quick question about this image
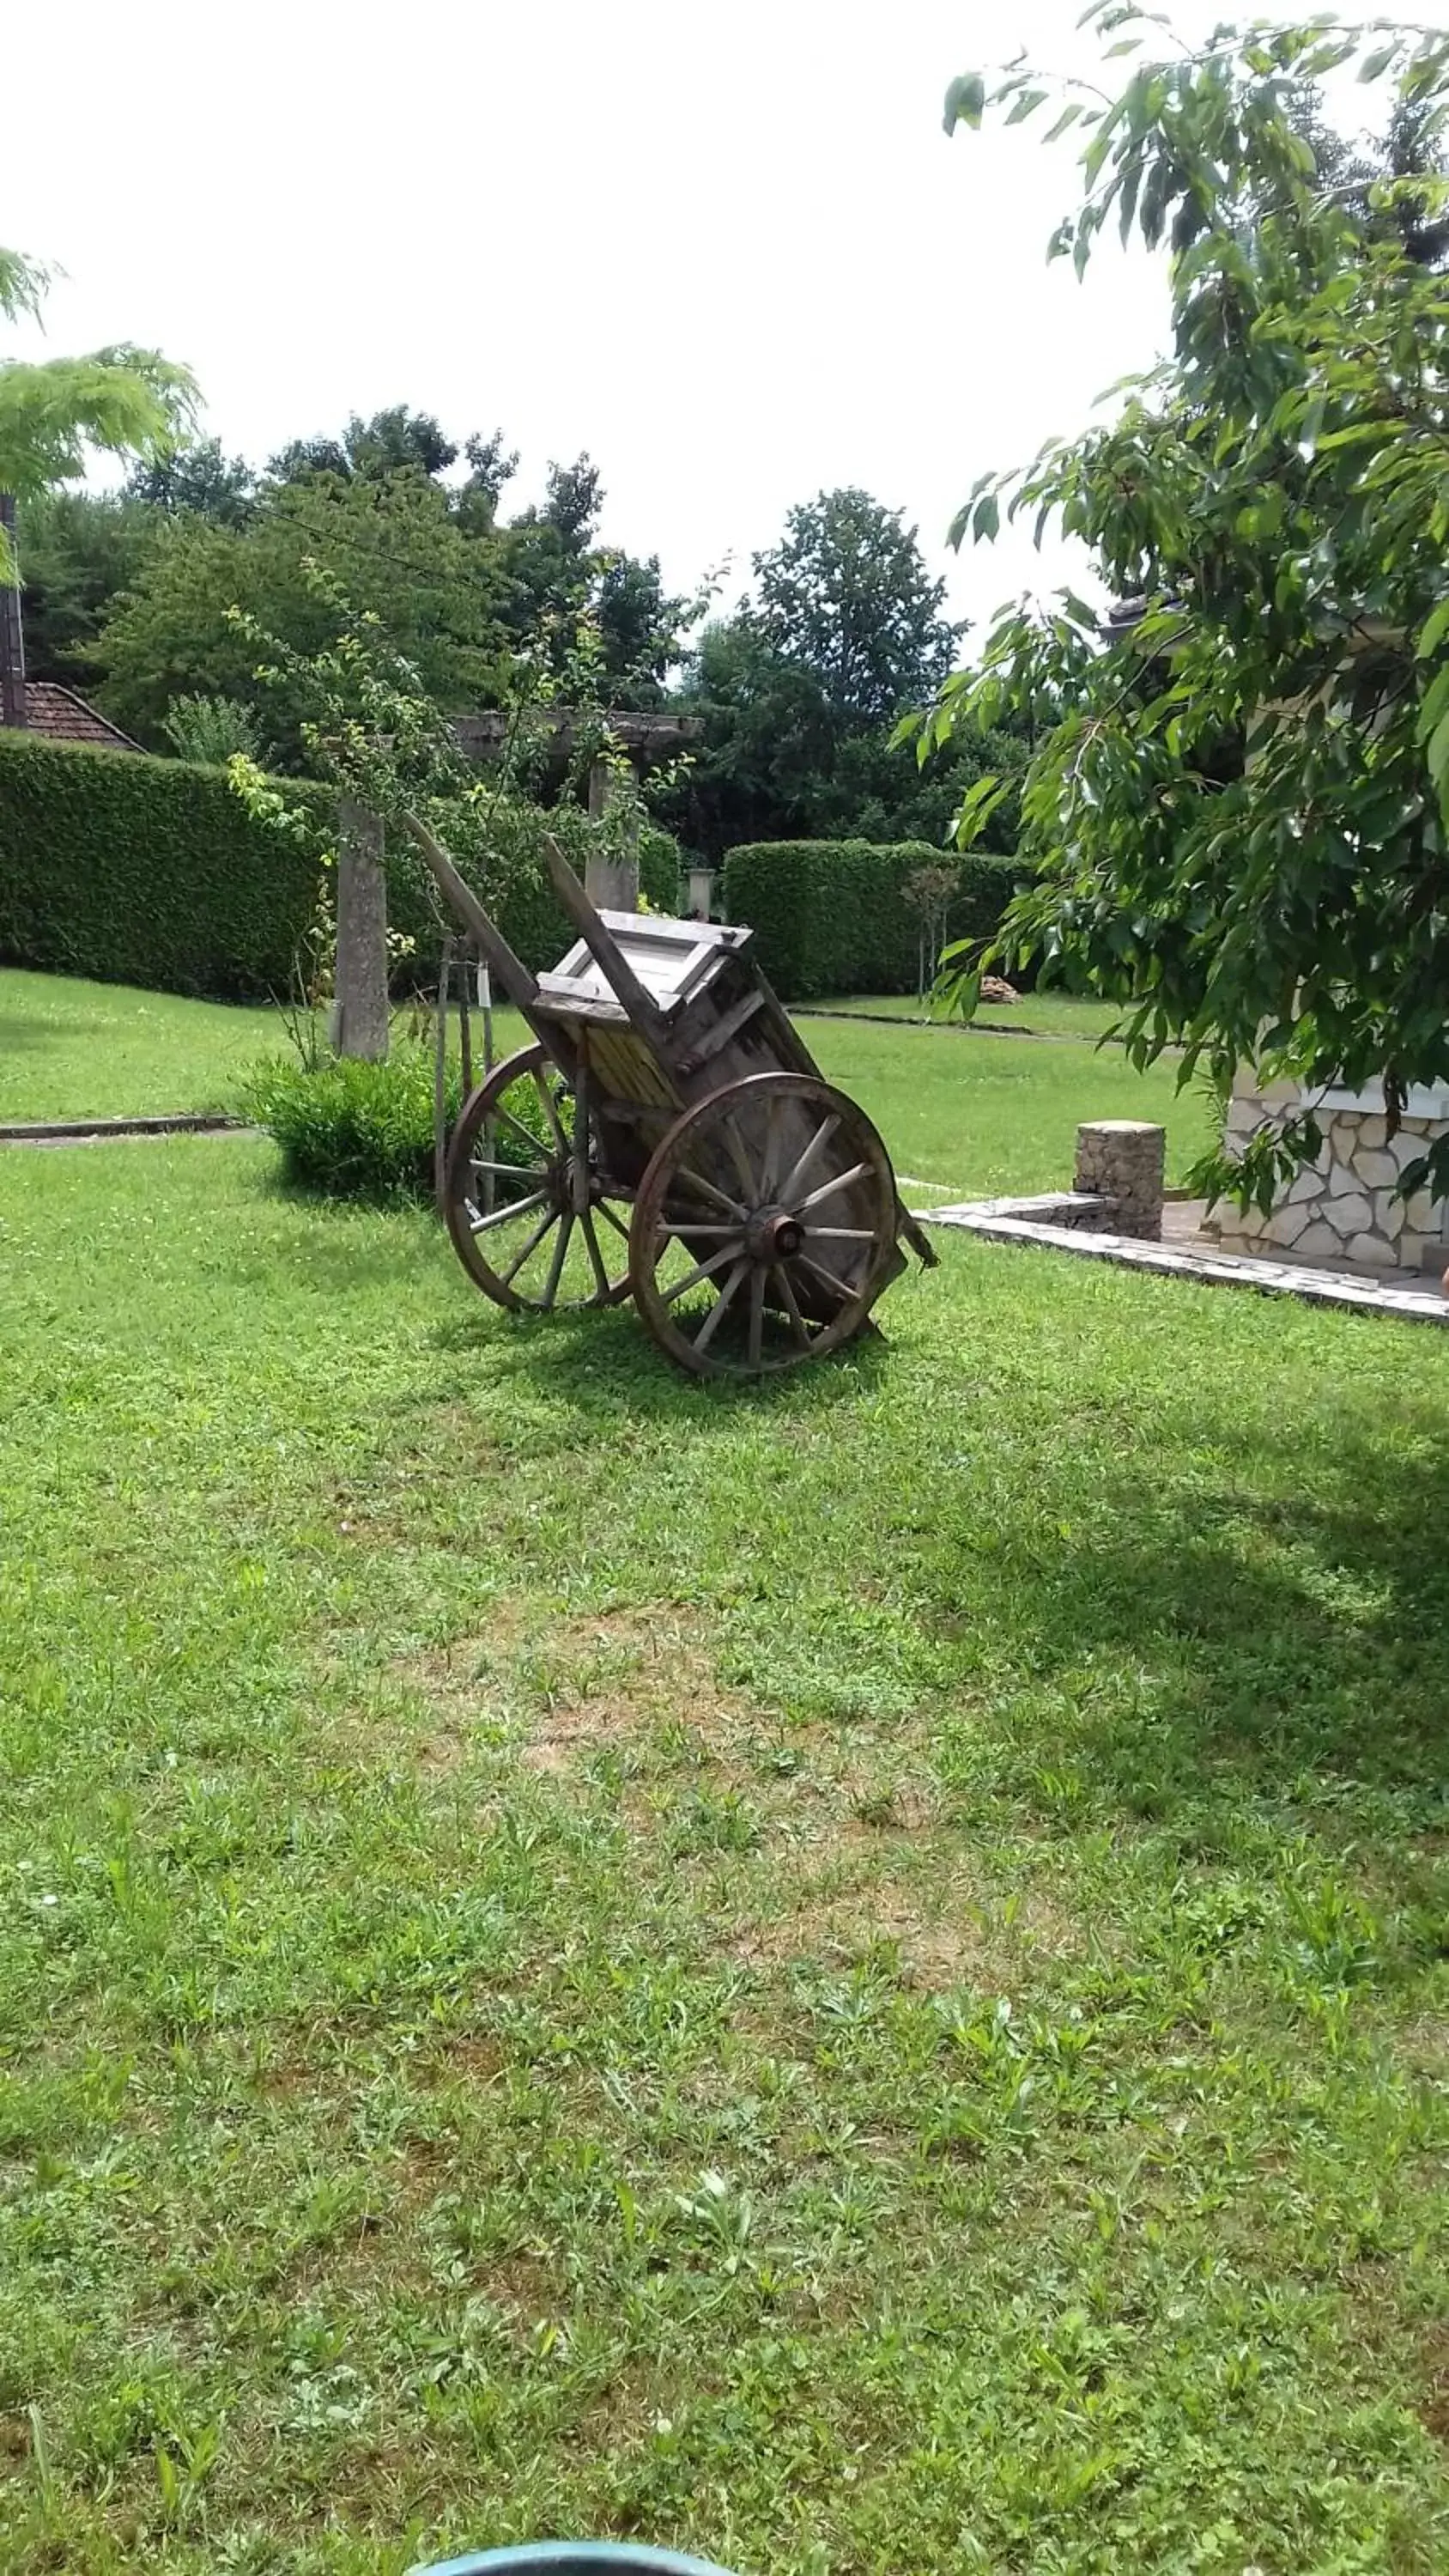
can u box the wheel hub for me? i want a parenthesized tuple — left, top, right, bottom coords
(746, 1206, 803, 1262)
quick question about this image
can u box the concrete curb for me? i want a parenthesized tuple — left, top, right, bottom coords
(0, 1115, 251, 1145)
(918, 1204, 1449, 1327)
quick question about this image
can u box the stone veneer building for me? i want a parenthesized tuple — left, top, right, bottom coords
(1211, 1066, 1449, 1273)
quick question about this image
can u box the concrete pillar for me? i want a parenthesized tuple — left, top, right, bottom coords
(585, 758, 640, 913)
(1075, 1120, 1166, 1240)
(330, 799, 390, 1061)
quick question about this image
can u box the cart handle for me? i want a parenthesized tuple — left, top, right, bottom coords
(541, 836, 675, 1056)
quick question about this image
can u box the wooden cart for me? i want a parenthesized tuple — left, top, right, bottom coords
(408, 818, 937, 1380)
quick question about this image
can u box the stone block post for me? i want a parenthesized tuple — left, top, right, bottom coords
(585, 758, 640, 913)
(1075, 1120, 1166, 1240)
(330, 799, 390, 1061)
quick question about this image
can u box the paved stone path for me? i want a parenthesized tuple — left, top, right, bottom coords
(919, 1201, 1449, 1327)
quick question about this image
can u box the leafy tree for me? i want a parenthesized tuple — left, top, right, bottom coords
(540, 455, 603, 551)
(161, 692, 271, 765)
(95, 468, 508, 755)
(597, 551, 688, 705)
(923, 9, 1449, 1209)
(265, 408, 467, 489)
(125, 435, 255, 525)
(672, 490, 1005, 858)
(265, 433, 351, 484)
(15, 489, 159, 685)
(453, 428, 519, 536)
(753, 488, 958, 726)
(0, 246, 197, 585)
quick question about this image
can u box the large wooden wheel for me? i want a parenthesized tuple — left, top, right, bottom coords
(628, 1072, 899, 1379)
(444, 1044, 632, 1313)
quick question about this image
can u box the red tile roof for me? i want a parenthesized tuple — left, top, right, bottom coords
(6, 681, 142, 752)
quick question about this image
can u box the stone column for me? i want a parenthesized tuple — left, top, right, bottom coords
(1075, 1120, 1166, 1240)
(585, 758, 640, 913)
(330, 799, 390, 1061)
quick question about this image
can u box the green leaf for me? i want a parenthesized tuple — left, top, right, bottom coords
(1046, 102, 1084, 143)
(1418, 665, 1449, 744)
(943, 72, 985, 132)
(1416, 599, 1449, 660)
(1359, 42, 1397, 82)
(955, 774, 1008, 848)
(1005, 87, 1047, 125)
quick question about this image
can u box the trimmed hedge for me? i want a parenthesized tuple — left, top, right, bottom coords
(720, 839, 1022, 1001)
(0, 731, 683, 1002)
(0, 732, 331, 1000)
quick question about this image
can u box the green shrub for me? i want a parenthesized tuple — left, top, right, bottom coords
(719, 839, 1022, 1001)
(0, 730, 685, 1003)
(240, 1045, 561, 1202)
(239, 1051, 452, 1200)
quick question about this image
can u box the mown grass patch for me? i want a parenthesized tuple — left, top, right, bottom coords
(0, 971, 1211, 1204)
(0, 1135, 1444, 2573)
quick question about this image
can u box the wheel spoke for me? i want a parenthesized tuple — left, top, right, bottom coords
(579, 1206, 612, 1298)
(500, 1203, 561, 1286)
(772, 1261, 812, 1349)
(494, 1102, 550, 1157)
(747, 1265, 766, 1370)
(533, 1066, 569, 1155)
(540, 1209, 574, 1308)
(664, 1242, 744, 1305)
(759, 1093, 785, 1204)
(722, 1115, 760, 1204)
(594, 1197, 633, 1243)
(470, 1188, 549, 1236)
(470, 1156, 550, 1182)
(675, 1162, 748, 1222)
(779, 1114, 840, 1208)
(694, 1259, 749, 1352)
(665, 1221, 743, 1240)
(793, 1160, 871, 1217)
(797, 1251, 858, 1303)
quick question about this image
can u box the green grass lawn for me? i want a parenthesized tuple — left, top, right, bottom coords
(809, 991, 1132, 1041)
(0, 970, 1212, 1200)
(0, 970, 294, 1123)
(0, 1134, 1445, 2575)
(801, 1012, 1212, 1195)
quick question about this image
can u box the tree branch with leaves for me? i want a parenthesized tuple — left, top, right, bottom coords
(919, 8, 1449, 1209)
(0, 247, 197, 586)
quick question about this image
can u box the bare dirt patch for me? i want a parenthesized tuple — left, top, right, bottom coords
(1420, 2328, 1449, 2447)
(402, 1598, 761, 1781)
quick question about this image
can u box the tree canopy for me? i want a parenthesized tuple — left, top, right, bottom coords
(671, 489, 1010, 859)
(0, 246, 197, 583)
(922, 7, 1449, 1207)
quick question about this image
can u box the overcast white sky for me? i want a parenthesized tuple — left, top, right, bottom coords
(8, 0, 1438, 640)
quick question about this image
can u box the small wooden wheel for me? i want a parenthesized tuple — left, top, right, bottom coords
(444, 1044, 632, 1313)
(628, 1072, 899, 1378)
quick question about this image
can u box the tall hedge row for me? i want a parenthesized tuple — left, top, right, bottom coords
(720, 839, 1022, 1001)
(0, 732, 682, 1002)
(0, 732, 333, 999)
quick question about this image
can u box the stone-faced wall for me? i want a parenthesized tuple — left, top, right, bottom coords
(1215, 1072, 1449, 1272)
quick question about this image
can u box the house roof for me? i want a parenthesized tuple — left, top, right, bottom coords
(7, 681, 142, 752)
